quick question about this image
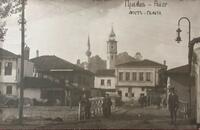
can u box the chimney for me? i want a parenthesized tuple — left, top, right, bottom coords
(36, 50, 39, 57)
(24, 45, 30, 60)
(163, 60, 166, 65)
(77, 59, 81, 65)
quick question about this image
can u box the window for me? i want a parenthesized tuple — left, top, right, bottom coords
(118, 91, 122, 96)
(107, 80, 111, 86)
(146, 72, 151, 81)
(131, 93, 135, 97)
(111, 55, 113, 60)
(125, 72, 130, 81)
(132, 72, 137, 81)
(6, 86, 12, 95)
(0, 62, 1, 75)
(139, 72, 144, 81)
(125, 93, 128, 97)
(142, 88, 145, 91)
(5, 62, 12, 75)
(140, 93, 145, 97)
(101, 79, 105, 86)
(119, 72, 123, 81)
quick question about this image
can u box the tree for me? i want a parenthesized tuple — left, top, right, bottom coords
(0, 0, 22, 42)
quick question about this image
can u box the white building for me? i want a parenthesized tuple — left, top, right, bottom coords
(115, 59, 166, 102)
(193, 47, 200, 125)
(0, 48, 34, 97)
(95, 69, 115, 92)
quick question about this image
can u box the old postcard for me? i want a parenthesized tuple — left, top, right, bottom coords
(0, 0, 200, 129)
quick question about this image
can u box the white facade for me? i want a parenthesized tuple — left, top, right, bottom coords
(0, 57, 34, 96)
(118, 87, 147, 102)
(116, 67, 161, 101)
(0, 59, 19, 83)
(193, 48, 200, 124)
(95, 76, 115, 90)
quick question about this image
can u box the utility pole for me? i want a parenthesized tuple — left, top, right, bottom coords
(19, 0, 25, 124)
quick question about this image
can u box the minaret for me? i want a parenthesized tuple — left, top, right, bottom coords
(85, 35, 92, 70)
(107, 26, 117, 69)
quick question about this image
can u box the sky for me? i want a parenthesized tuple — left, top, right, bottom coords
(1, 0, 200, 69)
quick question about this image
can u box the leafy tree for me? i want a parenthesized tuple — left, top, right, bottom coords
(0, 0, 22, 42)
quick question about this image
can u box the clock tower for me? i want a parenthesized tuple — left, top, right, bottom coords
(107, 26, 117, 69)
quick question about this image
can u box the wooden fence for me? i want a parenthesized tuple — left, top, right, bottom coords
(178, 100, 189, 119)
(78, 97, 104, 120)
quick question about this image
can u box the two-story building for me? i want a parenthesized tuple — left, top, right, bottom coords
(115, 59, 166, 102)
(0, 47, 34, 97)
(30, 55, 94, 106)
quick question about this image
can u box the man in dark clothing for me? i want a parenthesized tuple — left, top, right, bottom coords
(168, 87, 179, 125)
(80, 94, 91, 119)
(138, 94, 144, 107)
(102, 94, 112, 117)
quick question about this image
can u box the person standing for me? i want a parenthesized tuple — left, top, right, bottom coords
(80, 94, 91, 120)
(168, 87, 179, 125)
(102, 94, 112, 117)
(85, 97, 91, 119)
(138, 94, 144, 107)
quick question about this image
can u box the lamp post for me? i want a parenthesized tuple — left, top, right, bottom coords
(176, 17, 192, 117)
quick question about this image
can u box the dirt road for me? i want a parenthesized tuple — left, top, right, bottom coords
(0, 105, 196, 129)
(38, 106, 196, 129)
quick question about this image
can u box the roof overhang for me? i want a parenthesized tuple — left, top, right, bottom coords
(50, 69, 74, 72)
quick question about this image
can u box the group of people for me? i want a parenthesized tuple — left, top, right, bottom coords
(138, 87, 179, 125)
(80, 94, 91, 120)
(80, 93, 112, 120)
(80, 88, 179, 125)
(138, 94, 148, 107)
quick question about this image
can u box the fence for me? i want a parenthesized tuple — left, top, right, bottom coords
(78, 97, 104, 120)
(0, 97, 116, 124)
(178, 100, 189, 119)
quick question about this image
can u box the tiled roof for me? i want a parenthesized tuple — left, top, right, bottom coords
(167, 64, 189, 74)
(96, 69, 115, 77)
(116, 59, 166, 68)
(31, 55, 93, 75)
(0, 48, 19, 59)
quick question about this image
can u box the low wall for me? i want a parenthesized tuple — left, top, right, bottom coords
(0, 106, 78, 122)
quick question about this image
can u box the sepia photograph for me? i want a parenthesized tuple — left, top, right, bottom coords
(0, 0, 200, 129)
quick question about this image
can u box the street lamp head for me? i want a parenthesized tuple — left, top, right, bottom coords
(176, 36, 182, 43)
(176, 28, 182, 43)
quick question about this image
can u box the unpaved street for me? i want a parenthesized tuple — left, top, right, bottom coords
(0, 105, 196, 129)
(37, 105, 196, 129)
